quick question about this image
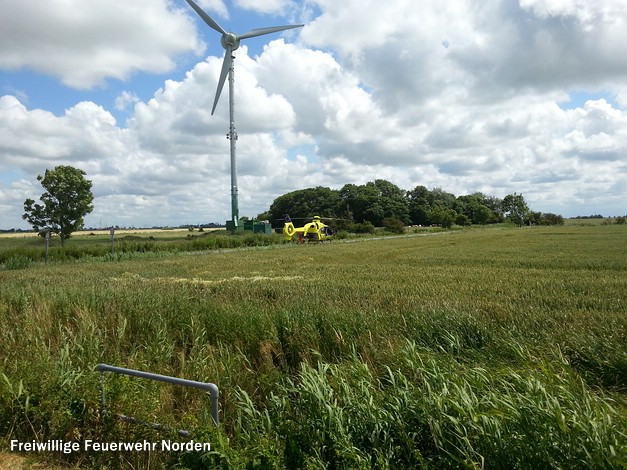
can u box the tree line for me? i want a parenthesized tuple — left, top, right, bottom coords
(21, 167, 564, 244)
(258, 179, 564, 229)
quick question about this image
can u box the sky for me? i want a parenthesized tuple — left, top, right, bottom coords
(1, 0, 626, 230)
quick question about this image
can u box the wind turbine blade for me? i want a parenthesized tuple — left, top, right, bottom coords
(238, 24, 304, 40)
(184, 0, 226, 35)
(212, 47, 232, 115)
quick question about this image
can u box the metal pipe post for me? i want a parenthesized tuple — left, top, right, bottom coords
(96, 363, 219, 425)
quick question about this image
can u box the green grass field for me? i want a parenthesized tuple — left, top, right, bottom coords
(1, 224, 626, 469)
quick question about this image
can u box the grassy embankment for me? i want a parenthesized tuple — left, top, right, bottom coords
(0, 224, 626, 468)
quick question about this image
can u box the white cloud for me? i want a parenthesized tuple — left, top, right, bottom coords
(196, 0, 229, 19)
(0, 0, 204, 89)
(235, 0, 292, 15)
(114, 91, 141, 112)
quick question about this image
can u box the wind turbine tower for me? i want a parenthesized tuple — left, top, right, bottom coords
(184, 0, 303, 229)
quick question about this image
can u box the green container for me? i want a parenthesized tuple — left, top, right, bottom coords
(253, 222, 272, 235)
(226, 220, 244, 232)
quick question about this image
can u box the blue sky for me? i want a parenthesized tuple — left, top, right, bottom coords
(560, 90, 618, 110)
(1, 0, 626, 230)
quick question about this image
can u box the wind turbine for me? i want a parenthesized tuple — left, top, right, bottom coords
(184, 0, 303, 229)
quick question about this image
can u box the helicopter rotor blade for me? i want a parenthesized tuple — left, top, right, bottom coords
(184, 0, 226, 35)
(238, 24, 303, 40)
(211, 46, 233, 115)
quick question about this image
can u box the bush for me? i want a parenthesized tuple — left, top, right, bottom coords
(539, 213, 565, 226)
(383, 217, 406, 234)
(350, 221, 376, 234)
(455, 214, 471, 226)
(429, 207, 457, 228)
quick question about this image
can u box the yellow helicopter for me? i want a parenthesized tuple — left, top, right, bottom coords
(282, 215, 335, 242)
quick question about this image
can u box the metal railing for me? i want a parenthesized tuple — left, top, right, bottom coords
(96, 363, 219, 427)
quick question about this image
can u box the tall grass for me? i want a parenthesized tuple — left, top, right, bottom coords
(0, 230, 287, 266)
(0, 225, 625, 468)
(234, 343, 625, 468)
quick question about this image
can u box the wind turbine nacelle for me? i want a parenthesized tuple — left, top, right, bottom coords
(221, 33, 240, 51)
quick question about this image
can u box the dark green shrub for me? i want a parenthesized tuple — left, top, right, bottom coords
(383, 217, 406, 234)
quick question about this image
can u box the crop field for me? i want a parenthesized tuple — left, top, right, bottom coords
(0, 224, 626, 469)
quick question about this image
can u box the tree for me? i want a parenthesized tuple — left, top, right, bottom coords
(455, 194, 494, 225)
(502, 193, 530, 227)
(341, 180, 410, 226)
(429, 206, 456, 228)
(407, 185, 432, 225)
(480, 194, 504, 221)
(23, 166, 94, 246)
(430, 187, 456, 210)
(340, 183, 381, 224)
(266, 187, 342, 224)
(370, 179, 411, 225)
